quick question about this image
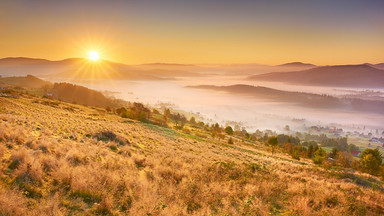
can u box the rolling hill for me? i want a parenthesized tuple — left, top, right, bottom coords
(249, 64, 384, 88)
(0, 75, 51, 88)
(0, 75, 121, 107)
(188, 84, 384, 114)
(51, 82, 114, 107)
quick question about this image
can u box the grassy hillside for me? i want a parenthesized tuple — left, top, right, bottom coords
(0, 95, 384, 215)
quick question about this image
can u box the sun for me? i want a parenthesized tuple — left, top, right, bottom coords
(88, 51, 100, 61)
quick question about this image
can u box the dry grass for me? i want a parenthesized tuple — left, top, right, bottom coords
(0, 96, 384, 215)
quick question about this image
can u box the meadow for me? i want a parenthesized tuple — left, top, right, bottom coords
(0, 94, 384, 215)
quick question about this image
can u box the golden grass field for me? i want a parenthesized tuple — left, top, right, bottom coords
(0, 95, 384, 215)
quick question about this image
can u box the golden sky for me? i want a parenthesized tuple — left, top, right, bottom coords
(1, 0, 383, 65)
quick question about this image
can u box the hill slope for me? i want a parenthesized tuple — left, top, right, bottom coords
(249, 64, 384, 87)
(0, 75, 119, 108)
(51, 82, 113, 107)
(0, 75, 51, 88)
(0, 95, 383, 215)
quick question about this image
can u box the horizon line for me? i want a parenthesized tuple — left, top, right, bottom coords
(0, 56, 383, 67)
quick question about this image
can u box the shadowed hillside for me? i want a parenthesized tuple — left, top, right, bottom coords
(189, 84, 384, 114)
(0, 75, 120, 108)
(52, 83, 113, 107)
(249, 64, 384, 87)
(0, 75, 51, 88)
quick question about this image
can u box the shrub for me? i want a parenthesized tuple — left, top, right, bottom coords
(93, 197, 113, 215)
(14, 161, 43, 185)
(94, 131, 129, 145)
(182, 128, 191, 134)
(0, 188, 27, 215)
(0, 145, 7, 159)
(8, 148, 30, 170)
(71, 189, 102, 205)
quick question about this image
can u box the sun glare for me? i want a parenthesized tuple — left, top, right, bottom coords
(88, 51, 99, 61)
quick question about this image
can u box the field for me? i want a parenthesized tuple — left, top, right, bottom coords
(348, 136, 384, 155)
(0, 95, 384, 215)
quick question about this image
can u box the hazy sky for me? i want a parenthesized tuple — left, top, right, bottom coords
(1, 0, 383, 65)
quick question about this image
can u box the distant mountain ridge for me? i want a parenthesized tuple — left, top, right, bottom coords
(372, 63, 384, 70)
(249, 64, 384, 88)
(0, 57, 202, 80)
(277, 62, 316, 67)
(1, 57, 383, 83)
(0, 57, 50, 65)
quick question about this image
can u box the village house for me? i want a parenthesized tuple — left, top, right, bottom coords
(351, 150, 361, 157)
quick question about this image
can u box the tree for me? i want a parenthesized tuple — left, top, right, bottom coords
(348, 144, 359, 152)
(116, 107, 128, 118)
(308, 145, 314, 158)
(336, 152, 353, 168)
(224, 126, 234, 135)
(266, 136, 278, 155)
(189, 117, 196, 124)
(163, 108, 171, 122)
(42, 84, 51, 94)
(329, 147, 338, 159)
(313, 148, 326, 165)
(283, 142, 293, 154)
(291, 146, 301, 160)
(228, 137, 234, 144)
(360, 148, 382, 175)
(152, 109, 160, 114)
(234, 124, 241, 132)
(284, 125, 290, 131)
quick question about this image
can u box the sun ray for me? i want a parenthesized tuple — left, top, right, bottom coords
(88, 51, 99, 61)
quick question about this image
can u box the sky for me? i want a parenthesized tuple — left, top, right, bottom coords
(1, 0, 383, 65)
